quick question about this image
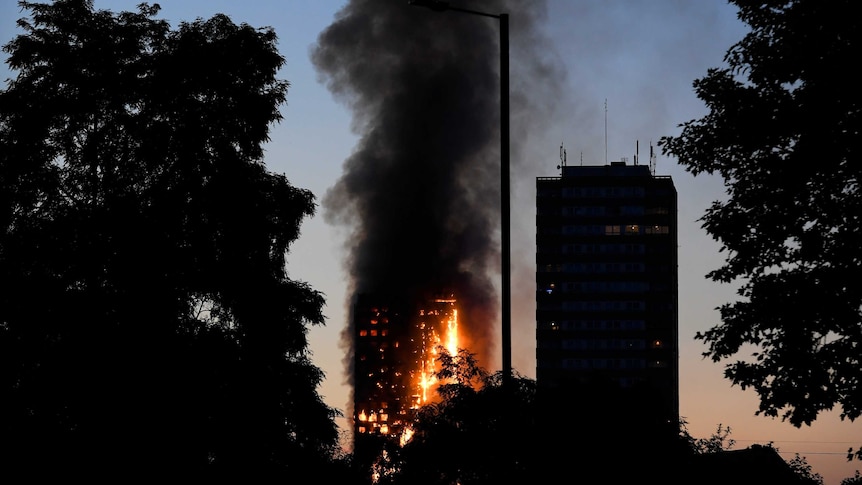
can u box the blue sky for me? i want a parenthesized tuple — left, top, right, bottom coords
(1, 1, 859, 482)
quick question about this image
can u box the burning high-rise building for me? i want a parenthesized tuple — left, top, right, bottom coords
(352, 292, 461, 442)
(310, 0, 567, 453)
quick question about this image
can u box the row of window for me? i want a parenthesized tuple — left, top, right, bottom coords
(539, 243, 672, 255)
(555, 358, 668, 369)
(547, 243, 646, 254)
(542, 281, 651, 294)
(539, 224, 670, 236)
(560, 338, 649, 350)
(358, 329, 390, 337)
(540, 319, 647, 331)
(539, 262, 646, 273)
(538, 301, 675, 312)
(542, 205, 670, 216)
(542, 300, 647, 311)
(537, 186, 647, 198)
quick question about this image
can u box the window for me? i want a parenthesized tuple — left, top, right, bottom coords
(645, 225, 669, 234)
(624, 224, 639, 235)
(605, 225, 621, 235)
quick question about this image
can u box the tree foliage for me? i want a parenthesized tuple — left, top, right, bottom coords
(786, 453, 824, 485)
(371, 348, 537, 485)
(0, 0, 339, 478)
(680, 419, 737, 455)
(659, 0, 862, 429)
(841, 471, 862, 485)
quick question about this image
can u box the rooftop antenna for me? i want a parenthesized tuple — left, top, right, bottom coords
(557, 142, 566, 174)
(604, 99, 608, 165)
(580, 151, 583, 166)
(635, 140, 639, 165)
(649, 141, 657, 175)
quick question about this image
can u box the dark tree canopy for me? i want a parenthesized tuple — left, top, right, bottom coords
(369, 349, 692, 485)
(372, 349, 539, 485)
(0, 0, 339, 478)
(659, 0, 862, 429)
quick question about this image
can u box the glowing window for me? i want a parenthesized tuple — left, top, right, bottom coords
(359, 330, 368, 337)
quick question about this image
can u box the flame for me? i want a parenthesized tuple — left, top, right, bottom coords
(446, 309, 458, 356)
(400, 427, 414, 447)
(414, 298, 459, 407)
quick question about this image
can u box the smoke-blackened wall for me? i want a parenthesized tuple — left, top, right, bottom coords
(311, 0, 566, 422)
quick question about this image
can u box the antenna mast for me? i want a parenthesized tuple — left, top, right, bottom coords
(649, 141, 656, 175)
(604, 99, 608, 165)
(557, 142, 566, 174)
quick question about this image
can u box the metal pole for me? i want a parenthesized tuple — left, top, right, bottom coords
(500, 13, 511, 391)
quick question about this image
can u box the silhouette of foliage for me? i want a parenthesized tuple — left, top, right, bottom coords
(785, 453, 824, 485)
(0, 0, 339, 478)
(680, 418, 736, 454)
(373, 348, 536, 485)
(841, 471, 862, 485)
(659, 0, 862, 432)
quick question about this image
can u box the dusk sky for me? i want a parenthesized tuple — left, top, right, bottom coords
(2, 1, 859, 483)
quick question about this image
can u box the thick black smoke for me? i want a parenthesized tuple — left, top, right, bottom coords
(311, 0, 565, 407)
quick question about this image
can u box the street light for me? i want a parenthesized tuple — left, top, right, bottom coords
(408, 0, 511, 390)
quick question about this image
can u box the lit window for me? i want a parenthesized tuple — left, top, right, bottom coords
(359, 330, 368, 337)
(624, 224, 639, 235)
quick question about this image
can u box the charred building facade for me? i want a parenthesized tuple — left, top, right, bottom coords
(352, 292, 459, 441)
(535, 158, 679, 433)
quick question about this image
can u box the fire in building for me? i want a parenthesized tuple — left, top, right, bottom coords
(535, 146, 679, 436)
(353, 291, 461, 441)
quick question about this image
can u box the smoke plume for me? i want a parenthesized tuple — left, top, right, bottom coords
(311, 0, 566, 409)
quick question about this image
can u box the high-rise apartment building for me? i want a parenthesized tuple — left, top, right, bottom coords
(352, 291, 459, 442)
(535, 158, 678, 431)
(352, 293, 413, 440)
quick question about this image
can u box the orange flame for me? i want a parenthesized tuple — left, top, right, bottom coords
(414, 299, 459, 407)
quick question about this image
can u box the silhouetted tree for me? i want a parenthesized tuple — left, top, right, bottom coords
(787, 453, 824, 485)
(0, 0, 339, 479)
(841, 471, 862, 485)
(659, 0, 862, 437)
(679, 419, 737, 455)
(375, 348, 537, 485)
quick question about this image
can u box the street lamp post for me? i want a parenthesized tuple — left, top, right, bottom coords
(408, 0, 511, 391)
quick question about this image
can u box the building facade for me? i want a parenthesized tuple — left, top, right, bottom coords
(352, 291, 459, 442)
(535, 160, 679, 431)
